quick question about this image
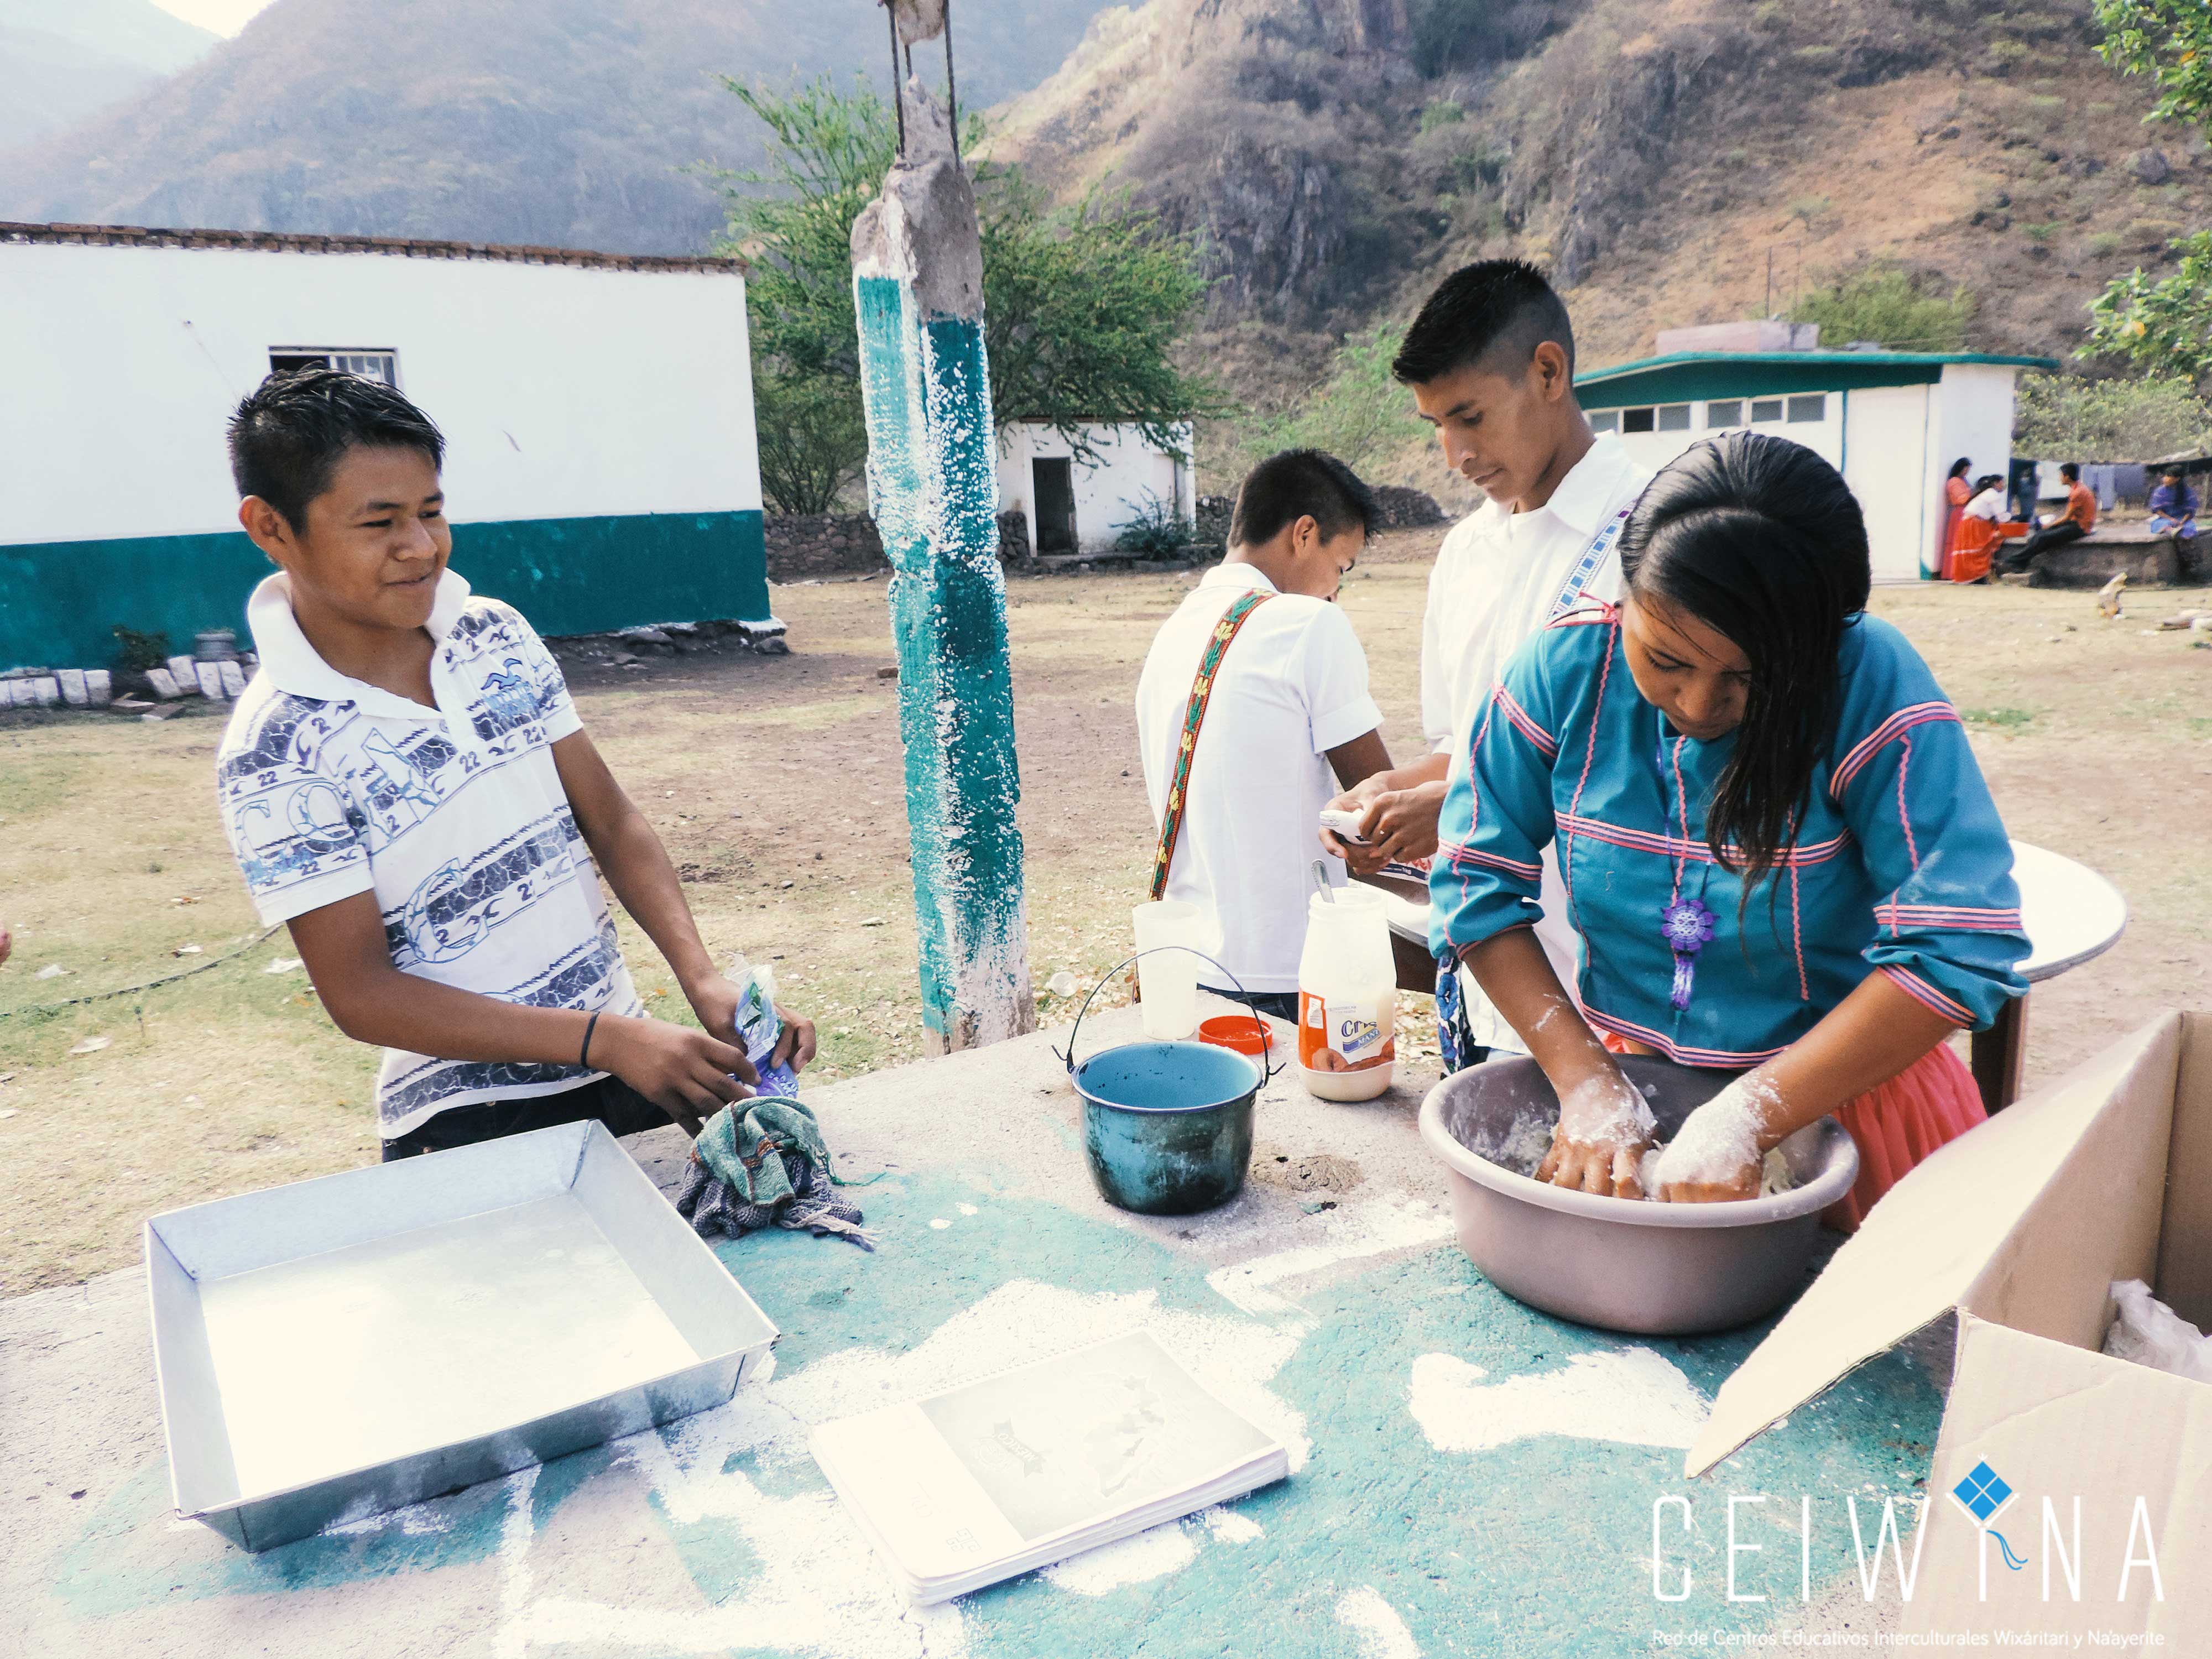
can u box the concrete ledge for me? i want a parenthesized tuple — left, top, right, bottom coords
(2026, 533, 2186, 589)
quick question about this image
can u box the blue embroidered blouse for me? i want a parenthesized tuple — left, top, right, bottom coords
(1428, 605, 2029, 1068)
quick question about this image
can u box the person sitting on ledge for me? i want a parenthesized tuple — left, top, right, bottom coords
(213, 368, 814, 1161)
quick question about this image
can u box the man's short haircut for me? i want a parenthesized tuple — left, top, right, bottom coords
(2059, 462, 2080, 481)
(228, 368, 446, 530)
(1391, 259, 1575, 385)
(1228, 449, 1378, 549)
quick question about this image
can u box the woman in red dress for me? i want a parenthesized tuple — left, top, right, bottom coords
(1937, 457, 1973, 580)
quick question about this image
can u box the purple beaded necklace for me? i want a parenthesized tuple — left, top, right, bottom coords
(1656, 733, 1715, 1011)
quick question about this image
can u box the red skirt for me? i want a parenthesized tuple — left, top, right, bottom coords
(1598, 1035, 1986, 1231)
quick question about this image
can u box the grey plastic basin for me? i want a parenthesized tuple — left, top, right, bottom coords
(1418, 1054, 1859, 1335)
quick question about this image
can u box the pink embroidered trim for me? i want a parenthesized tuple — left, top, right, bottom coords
(1829, 702, 1959, 799)
(1559, 617, 1617, 929)
(1582, 1003, 1793, 1068)
(1874, 902, 2023, 932)
(1880, 964, 1973, 1025)
(1790, 862, 1808, 1001)
(1437, 841, 1543, 881)
(1554, 813, 1854, 868)
(1896, 733, 1919, 870)
(1492, 685, 1559, 759)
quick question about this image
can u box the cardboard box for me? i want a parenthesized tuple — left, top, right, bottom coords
(1687, 1012, 2211, 1640)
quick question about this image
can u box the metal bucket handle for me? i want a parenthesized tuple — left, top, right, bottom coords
(1056, 947, 1280, 1086)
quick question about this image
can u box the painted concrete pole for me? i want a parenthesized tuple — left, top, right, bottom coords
(851, 72, 1035, 1054)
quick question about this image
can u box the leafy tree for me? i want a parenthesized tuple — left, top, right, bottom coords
(2094, 0, 2212, 128)
(1229, 325, 1430, 476)
(2012, 371, 2212, 460)
(2085, 2, 2212, 383)
(1786, 267, 1974, 352)
(709, 78, 1227, 514)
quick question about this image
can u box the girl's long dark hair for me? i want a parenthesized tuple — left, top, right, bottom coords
(1618, 431, 1871, 891)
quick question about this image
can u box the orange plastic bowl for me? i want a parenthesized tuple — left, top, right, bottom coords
(1198, 1013, 1274, 1057)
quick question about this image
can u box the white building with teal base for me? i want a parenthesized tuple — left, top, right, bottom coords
(1575, 338, 2055, 581)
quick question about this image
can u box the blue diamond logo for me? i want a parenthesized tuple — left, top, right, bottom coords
(1951, 1460, 2013, 1522)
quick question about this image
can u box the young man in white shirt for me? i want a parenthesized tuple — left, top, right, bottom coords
(214, 369, 815, 1159)
(1135, 450, 1392, 1018)
(1320, 260, 1652, 1063)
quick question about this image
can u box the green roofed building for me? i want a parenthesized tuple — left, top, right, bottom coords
(1574, 323, 2057, 581)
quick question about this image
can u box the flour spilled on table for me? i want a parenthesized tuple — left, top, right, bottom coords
(1409, 1348, 1710, 1453)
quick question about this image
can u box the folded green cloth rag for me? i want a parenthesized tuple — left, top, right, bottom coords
(676, 1097, 873, 1249)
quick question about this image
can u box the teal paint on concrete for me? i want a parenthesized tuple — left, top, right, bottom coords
(852, 251, 1032, 1051)
(51, 1439, 611, 1616)
(0, 510, 769, 673)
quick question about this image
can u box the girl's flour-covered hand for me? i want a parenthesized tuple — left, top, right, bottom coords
(1650, 1074, 1777, 1202)
(1537, 1064, 1659, 1199)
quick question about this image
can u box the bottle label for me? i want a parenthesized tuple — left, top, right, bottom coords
(1298, 991, 1395, 1071)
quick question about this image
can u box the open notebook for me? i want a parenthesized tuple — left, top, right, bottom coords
(810, 1330, 1288, 1605)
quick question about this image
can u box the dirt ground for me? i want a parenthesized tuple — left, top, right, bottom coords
(3, 534, 2208, 1293)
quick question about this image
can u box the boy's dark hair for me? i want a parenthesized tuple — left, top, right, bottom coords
(228, 368, 446, 530)
(2059, 462, 2080, 481)
(1391, 259, 1575, 386)
(1620, 431, 1870, 896)
(1228, 448, 1378, 548)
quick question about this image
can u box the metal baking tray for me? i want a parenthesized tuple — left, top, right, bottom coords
(145, 1119, 778, 1552)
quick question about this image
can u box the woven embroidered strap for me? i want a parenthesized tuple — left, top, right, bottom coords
(1548, 505, 1634, 621)
(1150, 591, 1274, 901)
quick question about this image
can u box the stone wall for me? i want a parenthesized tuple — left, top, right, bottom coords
(764, 510, 1036, 581)
(763, 514, 885, 581)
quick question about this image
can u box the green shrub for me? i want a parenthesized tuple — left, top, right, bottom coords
(2013, 371, 2212, 460)
(1790, 266, 1974, 351)
(1419, 98, 1465, 133)
(1113, 491, 1196, 560)
(2086, 231, 2123, 256)
(111, 627, 171, 672)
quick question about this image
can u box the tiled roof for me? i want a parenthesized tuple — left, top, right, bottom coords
(0, 220, 744, 274)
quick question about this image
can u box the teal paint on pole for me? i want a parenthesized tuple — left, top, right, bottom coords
(851, 75, 1034, 1053)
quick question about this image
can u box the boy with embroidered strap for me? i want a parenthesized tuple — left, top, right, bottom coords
(1319, 259, 1652, 1066)
(1134, 450, 1391, 1020)
(214, 369, 816, 1160)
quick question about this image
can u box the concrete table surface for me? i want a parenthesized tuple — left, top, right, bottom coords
(3, 1000, 1940, 1658)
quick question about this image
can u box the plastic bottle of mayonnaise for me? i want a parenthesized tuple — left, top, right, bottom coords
(1296, 886, 1397, 1102)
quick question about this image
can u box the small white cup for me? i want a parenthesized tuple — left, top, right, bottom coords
(1131, 900, 1202, 1040)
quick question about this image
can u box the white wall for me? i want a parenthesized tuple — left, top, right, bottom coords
(1844, 383, 1935, 583)
(995, 421, 1192, 555)
(0, 242, 760, 545)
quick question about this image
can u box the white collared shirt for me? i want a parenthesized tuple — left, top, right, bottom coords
(1420, 435, 1653, 1052)
(1135, 562, 1384, 992)
(215, 570, 643, 1138)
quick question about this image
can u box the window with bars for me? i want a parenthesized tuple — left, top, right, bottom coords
(1707, 400, 1743, 427)
(1750, 398, 1785, 424)
(268, 349, 400, 387)
(1657, 404, 1692, 431)
(1787, 394, 1828, 424)
(1621, 406, 1656, 434)
(1590, 410, 1619, 433)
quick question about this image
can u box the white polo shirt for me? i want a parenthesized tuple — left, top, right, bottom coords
(215, 570, 644, 1138)
(1135, 564, 1384, 993)
(1420, 435, 1652, 1051)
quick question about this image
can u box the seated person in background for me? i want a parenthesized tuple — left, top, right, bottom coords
(2148, 467, 2200, 541)
(1946, 473, 2008, 583)
(1998, 462, 2096, 573)
(215, 369, 814, 1161)
(1134, 450, 1390, 1022)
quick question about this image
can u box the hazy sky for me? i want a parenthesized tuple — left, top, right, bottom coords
(150, 0, 278, 35)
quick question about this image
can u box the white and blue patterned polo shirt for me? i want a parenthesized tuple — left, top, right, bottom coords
(216, 570, 644, 1139)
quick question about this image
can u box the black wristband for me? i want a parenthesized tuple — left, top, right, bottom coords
(580, 1010, 602, 1070)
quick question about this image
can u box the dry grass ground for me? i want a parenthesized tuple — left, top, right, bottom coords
(3, 536, 2208, 1292)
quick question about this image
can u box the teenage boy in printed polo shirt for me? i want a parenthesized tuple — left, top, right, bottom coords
(1319, 260, 1652, 1063)
(215, 369, 815, 1159)
(1135, 450, 1392, 1019)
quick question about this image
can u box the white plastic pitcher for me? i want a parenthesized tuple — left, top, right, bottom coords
(1131, 900, 1202, 1039)
(1296, 884, 1397, 1102)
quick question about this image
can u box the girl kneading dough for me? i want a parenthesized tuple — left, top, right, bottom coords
(1429, 431, 2029, 1228)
